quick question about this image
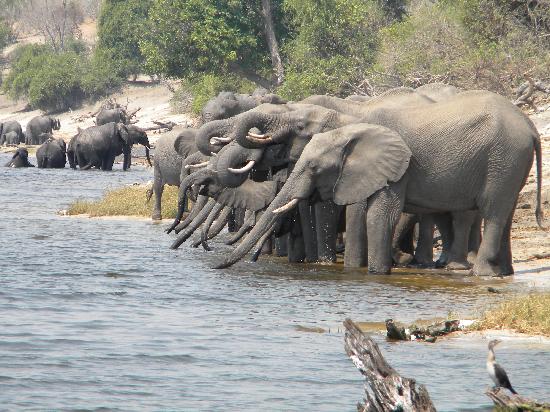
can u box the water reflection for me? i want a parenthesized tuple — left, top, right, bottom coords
(0, 153, 548, 411)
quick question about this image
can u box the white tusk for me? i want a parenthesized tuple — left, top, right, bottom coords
(210, 136, 232, 145)
(185, 161, 209, 170)
(228, 160, 255, 174)
(248, 131, 266, 138)
(273, 198, 299, 214)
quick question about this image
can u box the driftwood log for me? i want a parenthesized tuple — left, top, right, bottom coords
(385, 319, 472, 342)
(486, 388, 550, 411)
(343, 318, 436, 412)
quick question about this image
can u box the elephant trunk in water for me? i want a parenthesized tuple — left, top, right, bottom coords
(213, 184, 295, 269)
(176, 194, 209, 232)
(170, 198, 217, 249)
(166, 168, 215, 234)
(198, 204, 230, 251)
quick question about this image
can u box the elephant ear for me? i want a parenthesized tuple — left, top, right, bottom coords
(213, 180, 278, 211)
(333, 124, 411, 205)
(117, 123, 130, 145)
(174, 130, 198, 157)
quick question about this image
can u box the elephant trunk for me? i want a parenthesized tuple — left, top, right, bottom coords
(196, 119, 234, 156)
(170, 199, 217, 249)
(213, 185, 293, 269)
(145, 145, 152, 167)
(198, 202, 226, 251)
(215, 144, 263, 188)
(166, 168, 215, 234)
(233, 111, 278, 149)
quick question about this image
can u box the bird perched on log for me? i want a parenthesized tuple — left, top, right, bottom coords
(487, 339, 517, 394)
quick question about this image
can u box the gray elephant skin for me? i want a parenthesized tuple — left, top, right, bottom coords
(36, 137, 67, 168)
(0, 120, 25, 145)
(96, 108, 129, 126)
(70, 122, 150, 171)
(146, 127, 198, 220)
(211, 91, 543, 277)
(201, 89, 287, 124)
(1, 131, 20, 146)
(5, 148, 34, 168)
(25, 116, 60, 145)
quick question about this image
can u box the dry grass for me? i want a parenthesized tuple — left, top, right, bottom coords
(472, 293, 550, 336)
(67, 185, 179, 218)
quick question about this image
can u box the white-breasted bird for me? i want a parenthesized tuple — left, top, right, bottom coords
(486, 339, 517, 394)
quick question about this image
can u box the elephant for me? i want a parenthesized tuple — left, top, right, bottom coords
(36, 137, 67, 168)
(1, 131, 20, 146)
(67, 128, 81, 169)
(71, 122, 151, 171)
(96, 108, 129, 126)
(5, 148, 34, 168)
(0, 120, 25, 145)
(177, 103, 360, 263)
(346, 95, 372, 102)
(146, 127, 197, 220)
(213, 91, 544, 277)
(201, 89, 287, 124)
(25, 115, 61, 145)
(415, 83, 461, 102)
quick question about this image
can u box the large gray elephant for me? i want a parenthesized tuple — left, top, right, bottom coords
(0, 120, 25, 145)
(213, 91, 544, 277)
(72, 123, 151, 171)
(1, 131, 20, 146)
(146, 127, 197, 220)
(36, 137, 67, 168)
(201, 89, 287, 124)
(5, 148, 34, 168)
(25, 115, 60, 145)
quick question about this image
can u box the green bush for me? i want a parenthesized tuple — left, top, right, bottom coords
(97, 0, 153, 78)
(0, 18, 16, 50)
(2, 42, 124, 112)
(376, 1, 550, 95)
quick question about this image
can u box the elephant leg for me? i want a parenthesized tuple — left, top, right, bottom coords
(392, 213, 416, 266)
(152, 168, 164, 220)
(434, 213, 453, 267)
(412, 214, 435, 267)
(102, 155, 115, 171)
(298, 201, 318, 263)
(467, 214, 482, 264)
(446, 211, 477, 270)
(366, 181, 406, 274)
(344, 203, 367, 268)
(275, 234, 288, 257)
(314, 200, 341, 263)
(496, 210, 514, 276)
(288, 210, 306, 263)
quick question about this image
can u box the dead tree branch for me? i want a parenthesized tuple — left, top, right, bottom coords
(343, 319, 436, 412)
(486, 387, 550, 411)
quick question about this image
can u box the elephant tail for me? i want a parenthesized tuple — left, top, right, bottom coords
(534, 135, 546, 230)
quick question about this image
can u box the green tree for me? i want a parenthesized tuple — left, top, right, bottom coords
(97, 0, 153, 78)
(278, 0, 385, 99)
(140, 0, 277, 85)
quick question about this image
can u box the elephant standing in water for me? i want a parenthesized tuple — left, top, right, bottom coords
(212, 91, 543, 277)
(25, 116, 60, 145)
(36, 137, 67, 168)
(0, 120, 25, 145)
(146, 127, 199, 220)
(1, 131, 20, 146)
(71, 122, 151, 171)
(5, 148, 34, 168)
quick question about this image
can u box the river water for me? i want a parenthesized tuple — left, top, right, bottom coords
(0, 152, 548, 411)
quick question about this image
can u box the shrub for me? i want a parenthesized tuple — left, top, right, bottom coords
(0, 17, 16, 50)
(2, 42, 124, 111)
(67, 185, 179, 218)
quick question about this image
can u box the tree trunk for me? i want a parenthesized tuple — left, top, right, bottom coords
(260, 0, 284, 86)
(343, 318, 436, 412)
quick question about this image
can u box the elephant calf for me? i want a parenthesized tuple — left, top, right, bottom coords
(1, 131, 20, 146)
(5, 148, 34, 168)
(36, 137, 67, 168)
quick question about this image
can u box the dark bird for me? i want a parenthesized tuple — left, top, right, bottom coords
(486, 339, 518, 394)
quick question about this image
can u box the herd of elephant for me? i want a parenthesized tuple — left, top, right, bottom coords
(2, 84, 545, 276)
(1, 107, 152, 170)
(148, 83, 545, 277)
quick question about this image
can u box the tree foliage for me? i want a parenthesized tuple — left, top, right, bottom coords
(97, 0, 152, 78)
